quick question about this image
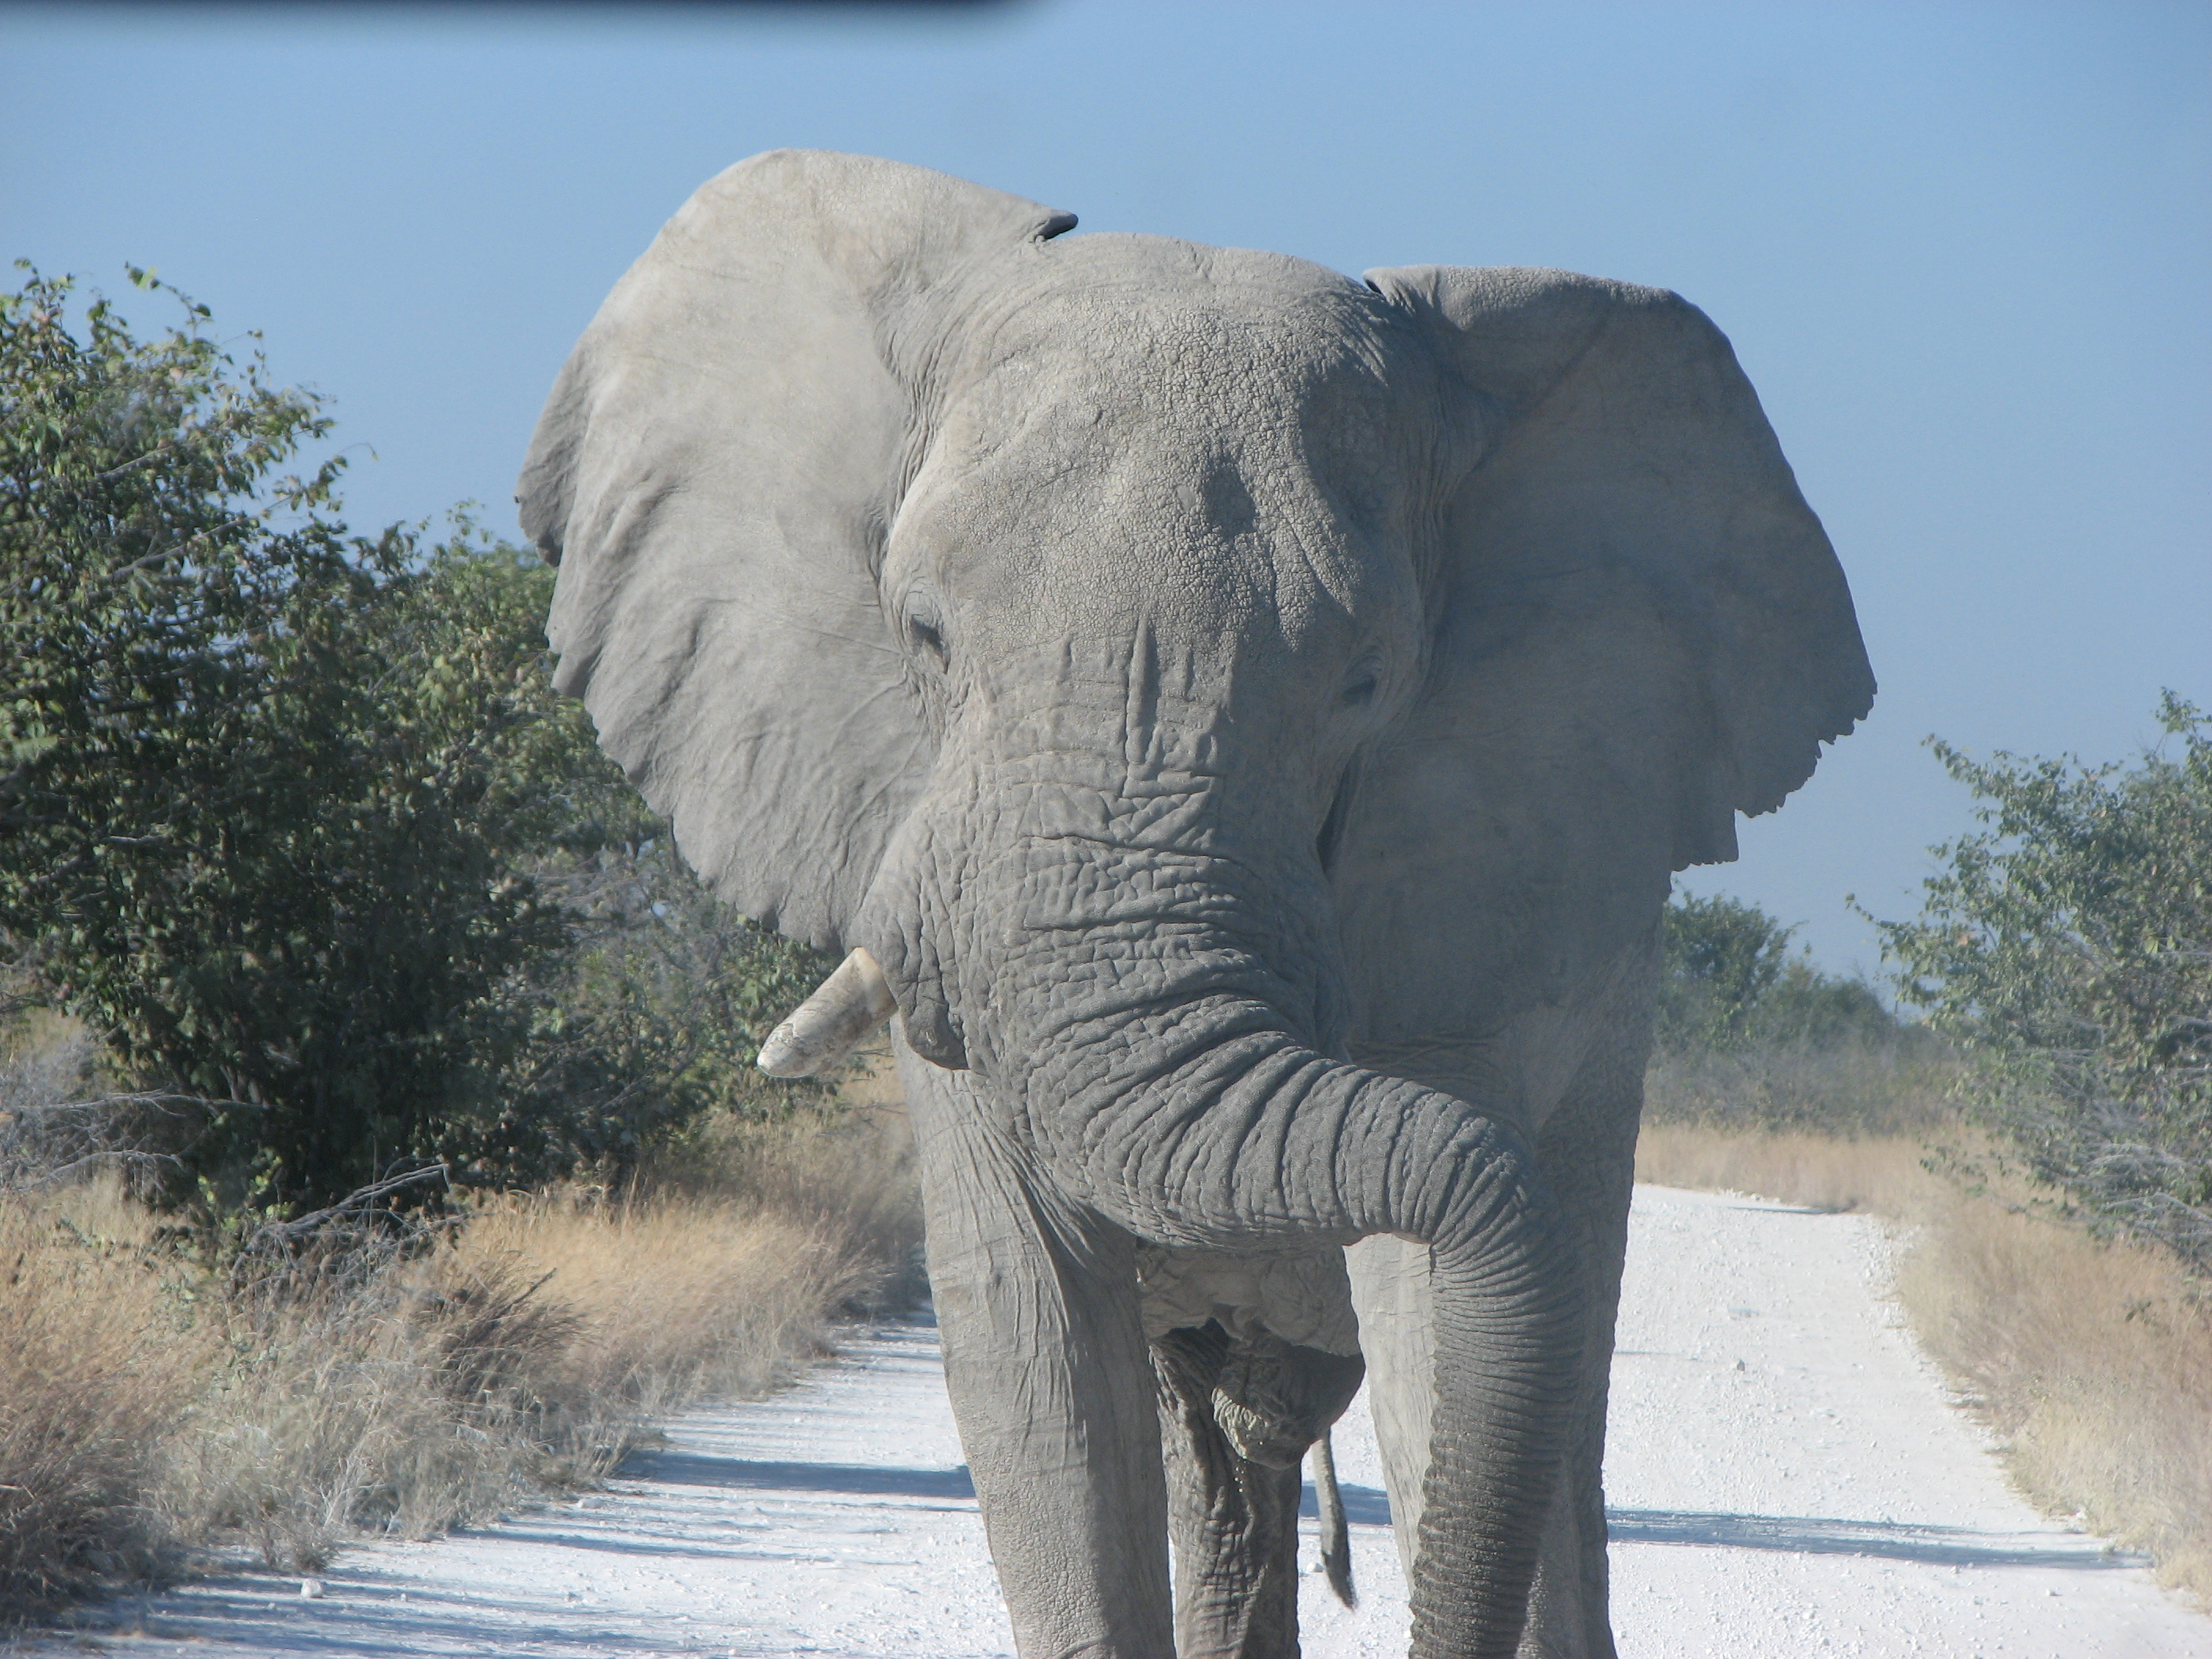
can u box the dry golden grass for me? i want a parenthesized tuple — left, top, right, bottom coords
(1896, 1192, 2212, 1595)
(0, 1096, 921, 1619)
(1638, 1116, 2212, 1601)
(1635, 1121, 1950, 1218)
(458, 1102, 922, 1415)
(0, 1185, 207, 1607)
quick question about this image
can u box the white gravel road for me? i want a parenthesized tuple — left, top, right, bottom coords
(23, 1185, 2208, 1658)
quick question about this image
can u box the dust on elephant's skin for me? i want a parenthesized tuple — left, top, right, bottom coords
(518, 149, 1872, 1659)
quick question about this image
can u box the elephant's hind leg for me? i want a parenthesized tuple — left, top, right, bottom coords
(1153, 1322, 1366, 1659)
(1155, 1322, 1302, 1659)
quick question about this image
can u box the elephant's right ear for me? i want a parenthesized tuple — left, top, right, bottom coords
(517, 150, 1075, 950)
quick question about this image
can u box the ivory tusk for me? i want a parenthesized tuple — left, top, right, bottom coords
(756, 947, 899, 1078)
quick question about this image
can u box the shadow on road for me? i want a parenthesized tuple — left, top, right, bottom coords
(628, 1448, 978, 1500)
(1287, 1480, 2126, 1575)
(1606, 1507, 2128, 1569)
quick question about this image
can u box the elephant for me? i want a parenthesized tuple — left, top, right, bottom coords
(516, 149, 1873, 1659)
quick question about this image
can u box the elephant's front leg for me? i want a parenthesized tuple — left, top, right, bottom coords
(1518, 1033, 1644, 1659)
(897, 1042, 1174, 1659)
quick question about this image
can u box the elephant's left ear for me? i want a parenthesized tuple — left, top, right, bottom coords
(1329, 267, 1873, 1058)
(1367, 265, 1875, 869)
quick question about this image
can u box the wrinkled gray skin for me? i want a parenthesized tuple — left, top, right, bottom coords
(518, 152, 1873, 1659)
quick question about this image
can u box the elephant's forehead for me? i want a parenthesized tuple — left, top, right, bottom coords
(978, 233, 1408, 429)
(910, 240, 1426, 640)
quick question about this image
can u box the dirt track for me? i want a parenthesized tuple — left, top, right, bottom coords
(20, 1187, 2208, 1658)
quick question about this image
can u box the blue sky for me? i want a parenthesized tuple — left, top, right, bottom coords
(4, 1, 2207, 976)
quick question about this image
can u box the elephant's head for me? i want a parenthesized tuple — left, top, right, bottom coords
(518, 151, 1872, 1656)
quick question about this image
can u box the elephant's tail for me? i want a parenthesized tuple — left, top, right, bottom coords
(1311, 1431, 1357, 1608)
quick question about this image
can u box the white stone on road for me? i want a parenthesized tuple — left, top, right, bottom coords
(20, 1187, 2207, 1657)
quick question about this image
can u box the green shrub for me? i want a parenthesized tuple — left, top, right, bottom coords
(0, 266, 828, 1214)
(1647, 892, 1946, 1135)
(1875, 696, 2211, 1262)
(1658, 892, 1900, 1053)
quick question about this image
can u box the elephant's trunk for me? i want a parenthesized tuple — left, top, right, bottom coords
(848, 639, 1584, 1654)
(972, 833, 1583, 1659)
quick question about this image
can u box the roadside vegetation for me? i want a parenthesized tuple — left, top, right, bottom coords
(0, 267, 919, 1620)
(1640, 705, 2212, 1596)
(0, 1099, 920, 1613)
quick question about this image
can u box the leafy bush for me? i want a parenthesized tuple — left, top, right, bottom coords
(1647, 893, 1948, 1135)
(1657, 894, 1795, 1051)
(0, 266, 829, 1214)
(1876, 696, 2211, 1262)
(1659, 893, 1899, 1053)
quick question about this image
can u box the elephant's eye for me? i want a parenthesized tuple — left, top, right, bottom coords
(1341, 658, 1381, 708)
(906, 611, 950, 670)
